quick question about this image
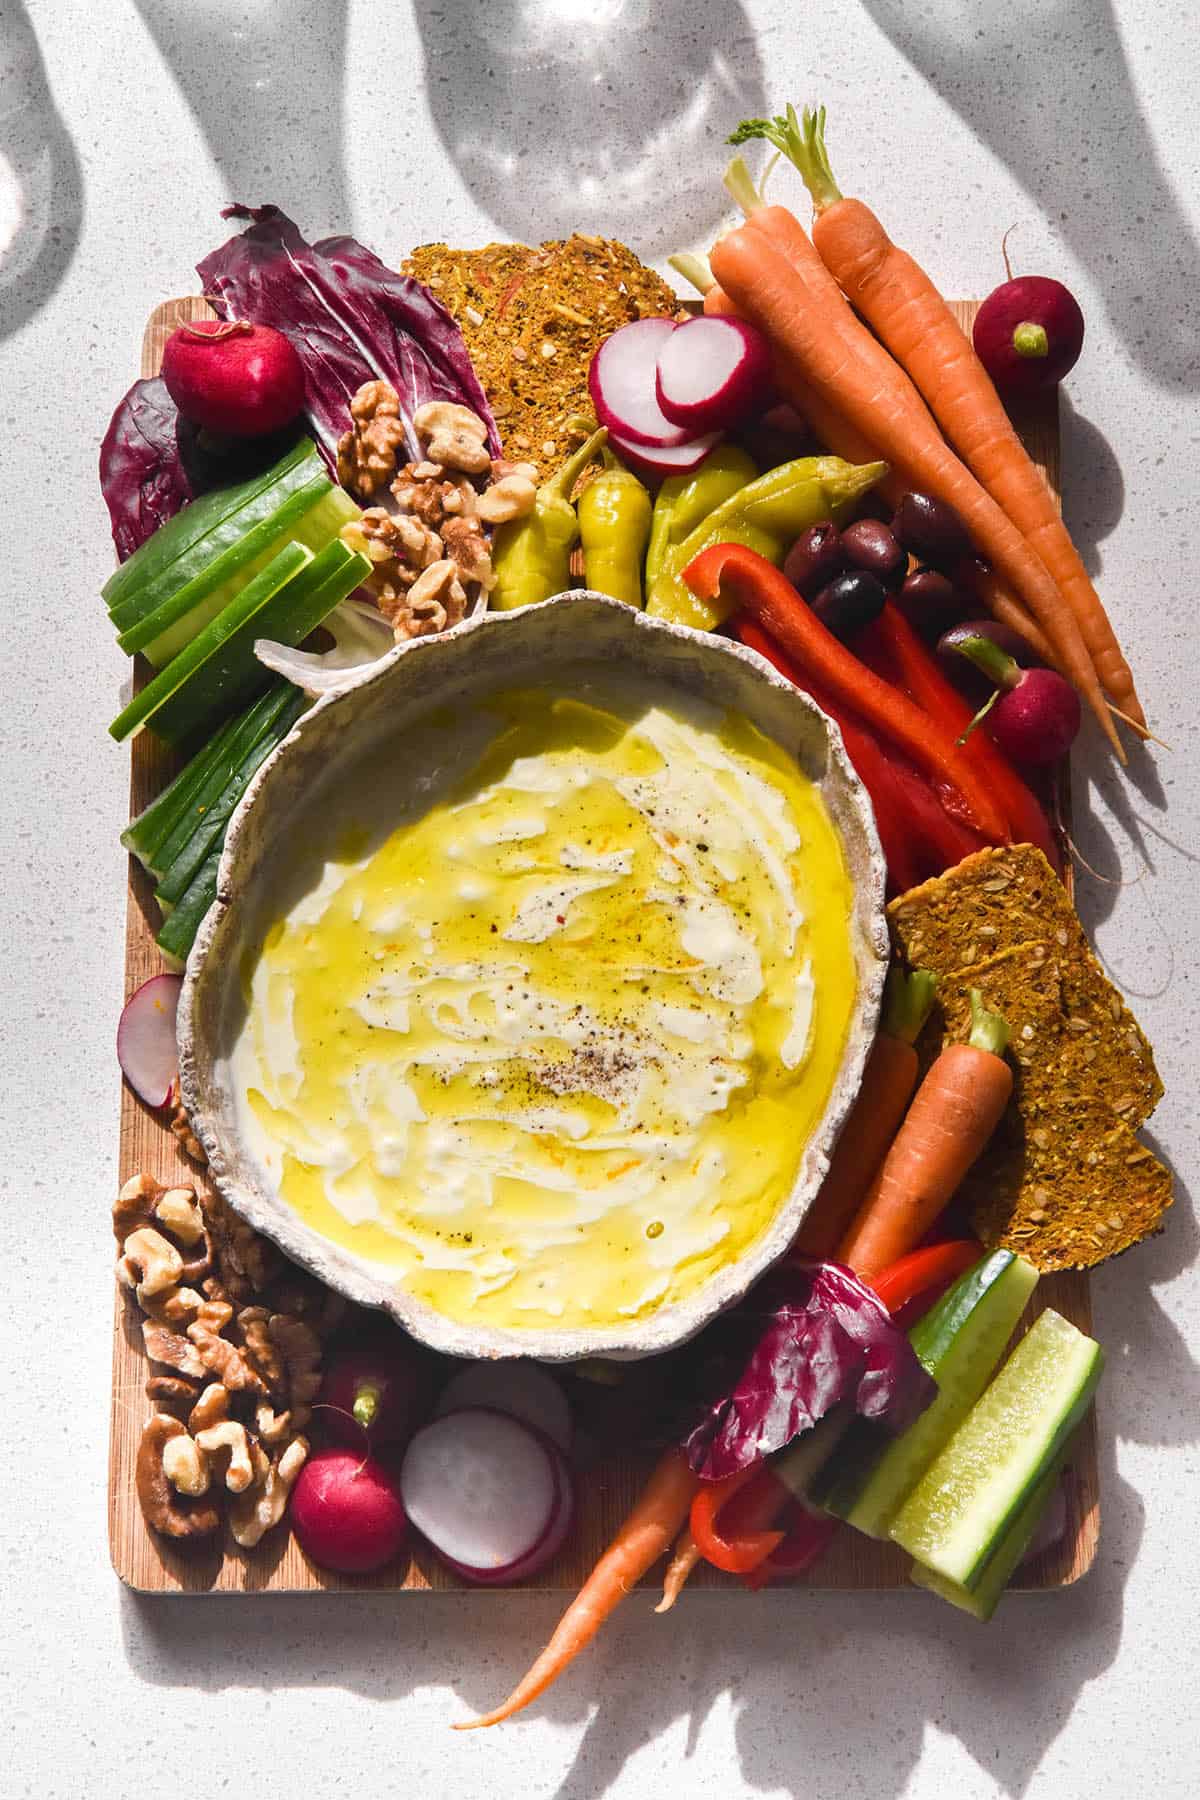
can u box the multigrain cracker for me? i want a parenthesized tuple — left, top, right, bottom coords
(888, 846, 1170, 1269)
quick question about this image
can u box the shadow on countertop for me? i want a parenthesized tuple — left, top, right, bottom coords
(410, 0, 766, 257)
(862, 0, 1200, 394)
(0, 2, 83, 343)
(131, 0, 352, 236)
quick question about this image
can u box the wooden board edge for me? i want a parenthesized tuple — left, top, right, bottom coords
(108, 296, 1098, 1596)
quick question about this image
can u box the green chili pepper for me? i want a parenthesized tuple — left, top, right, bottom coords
(645, 454, 888, 630)
(644, 444, 758, 587)
(490, 427, 608, 611)
(577, 448, 653, 607)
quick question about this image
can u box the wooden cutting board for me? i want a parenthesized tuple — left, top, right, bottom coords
(109, 297, 1099, 1595)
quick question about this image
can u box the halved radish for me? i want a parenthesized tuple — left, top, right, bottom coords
(400, 1407, 574, 1585)
(117, 972, 182, 1107)
(434, 1361, 572, 1454)
(588, 318, 691, 447)
(656, 314, 773, 434)
(608, 428, 720, 484)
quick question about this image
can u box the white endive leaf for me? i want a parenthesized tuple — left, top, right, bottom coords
(254, 598, 394, 697)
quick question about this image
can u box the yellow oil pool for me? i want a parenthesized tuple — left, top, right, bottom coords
(232, 680, 857, 1332)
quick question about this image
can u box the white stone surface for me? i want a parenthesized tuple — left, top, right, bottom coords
(1, 1, 1196, 1793)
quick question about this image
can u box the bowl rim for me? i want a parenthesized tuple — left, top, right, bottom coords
(179, 591, 888, 1361)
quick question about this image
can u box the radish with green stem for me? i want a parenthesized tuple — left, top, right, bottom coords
(315, 1346, 425, 1451)
(953, 633, 1081, 765)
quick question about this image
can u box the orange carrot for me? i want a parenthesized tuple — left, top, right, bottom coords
(457, 1447, 697, 1729)
(792, 967, 937, 1258)
(836, 989, 1013, 1283)
(773, 106, 1143, 731)
(709, 220, 1123, 760)
(656, 1525, 703, 1614)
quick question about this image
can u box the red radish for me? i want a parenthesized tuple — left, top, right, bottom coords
(433, 1360, 572, 1454)
(953, 632, 1081, 765)
(608, 428, 720, 484)
(161, 318, 306, 437)
(400, 1407, 574, 1585)
(316, 1346, 425, 1451)
(117, 972, 182, 1107)
(290, 1446, 408, 1575)
(655, 314, 772, 433)
(588, 319, 691, 447)
(973, 276, 1085, 399)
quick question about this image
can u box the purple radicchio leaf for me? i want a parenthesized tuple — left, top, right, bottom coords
(196, 204, 499, 467)
(683, 1259, 937, 1481)
(99, 378, 195, 560)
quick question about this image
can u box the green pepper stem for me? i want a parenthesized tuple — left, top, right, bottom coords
(352, 1383, 381, 1432)
(545, 425, 607, 501)
(668, 251, 715, 296)
(882, 966, 938, 1046)
(967, 987, 1010, 1058)
(727, 102, 843, 215)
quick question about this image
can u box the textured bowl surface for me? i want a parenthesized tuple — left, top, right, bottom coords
(180, 593, 888, 1360)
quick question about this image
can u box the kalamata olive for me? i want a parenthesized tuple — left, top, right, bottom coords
(891, 492, 972, 567)
(784, 521, 846, 595)
(811, 569, 887, 641)
(840, 518, 907, 590)
(897, 565, 963, 641)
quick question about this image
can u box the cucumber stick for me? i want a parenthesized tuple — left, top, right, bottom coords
(908, 1462, 1063, 1620)
(812, 1251, 1039, 1538)
(108, 542, 314, 743)
(145, 684, 298, 886)
(136, 483, 360, 667)
(117, 473, 330, 658)
(156, 687, 305, 905)
(147, 539, 369, 748)
(156, 843, 222, 969)
(890, 1308, 1102, 1590)
(104, 436, 318, 618)
(121, 715, 241, 874)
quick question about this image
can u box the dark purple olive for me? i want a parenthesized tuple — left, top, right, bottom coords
(811, 569, 887, 641)
(784, 521, 846, 596)
(840, 518, 907, 591)
(896, 565, 964, 641)
(938, 619, 1041, 703)
(891, 492, 972, 568)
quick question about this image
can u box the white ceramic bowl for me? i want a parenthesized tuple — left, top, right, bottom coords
(180, 593, 888, 1360)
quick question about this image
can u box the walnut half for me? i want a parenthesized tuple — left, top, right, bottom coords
(136, 1415, 221, 1540)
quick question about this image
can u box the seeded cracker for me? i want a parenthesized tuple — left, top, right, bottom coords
(402, 237, 682, 478)
(888, 846, 1171, 1270)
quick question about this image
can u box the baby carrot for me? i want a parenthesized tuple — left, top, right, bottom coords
(457, 1447, 697, 1729)
(836, 990, 1013, 1284)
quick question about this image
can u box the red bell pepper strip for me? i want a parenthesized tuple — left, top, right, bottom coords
(875, 743, 988, 876)
(743, 1502, 839, 1590)
(739, 619, 922, 891)
(863, 603, 1061, 871)
(870, 1240, 981, 1320)
(685, 544, 1009, 841)
(689, 1464, 789, 1573)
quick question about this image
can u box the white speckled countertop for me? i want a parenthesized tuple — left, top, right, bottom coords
(2, 2, 1197, 1794)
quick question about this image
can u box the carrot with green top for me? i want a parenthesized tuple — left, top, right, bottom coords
(837, 989, 1013, 1284)
(708, 210, 1123, 759)
(739, 104, 1143, 735)
(457, 1447, 698, 1729)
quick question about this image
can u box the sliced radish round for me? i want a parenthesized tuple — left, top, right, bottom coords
(434, 1361, 572, 1453)
(588, 318, 691, 447)
(608, 428, 720, 484)
(655, 314, 773, 434)
(401, 1407, 571, 1583)
(117, 973, 182, 1107)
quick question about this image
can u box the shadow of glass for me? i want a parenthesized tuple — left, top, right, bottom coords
(411, 0, 765, 256)
(0, 2, 83, 342)
(132, 1, 351, 232)
(861, 0, 1200, 393)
